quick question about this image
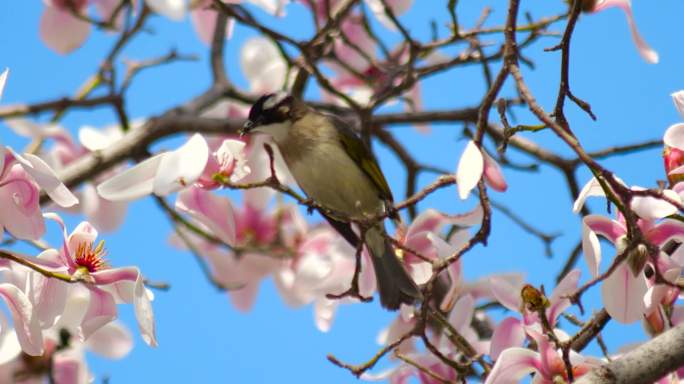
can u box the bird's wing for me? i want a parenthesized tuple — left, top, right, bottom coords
(327, 114, 394, 203)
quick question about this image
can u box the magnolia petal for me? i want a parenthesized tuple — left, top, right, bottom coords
(0, 284, 43, 356)
(314, 299, 337, 333)
(176, 187, 236, 245)
(81, 184, 128, 232)
(490, 317, 525, 360)
(573, 177, 605, 213)
(0, 168, 45, 240)
(97, 154, 164, 201)
(584, 214, 625, 244)
(81, 288, 117, 340)
(409, 262, 432, 285)
(40, 5, 90, 54)
(602, 263, 648, 324)
(593, 0, 658, 63)
(489, 276, 522, 313)
(153, 133, 209, 196)
(86, 321, 133, 359)
(630, 188, 680, 220)
(582, 222, 602, 278)
(671, 91, 684, 120)
(229, 283, 260, 313)
(547, 269, 581, 324)
(448, 294, 474, 332)
(248, 0, 287, 16)
(647, 219, 684, 246)
(365, 0, 413, 30)
(456, 141, 484, 200)
(9, 149, 78, 207)
(190, 6, 217, 45)
(665, 123, 684, 151)
(240, 37, 287, 93)
(52, 351, 88, 384)
(484, 347, 539, 384)
(482, 151, 508, 192)
(29, 271, 69, 329)
(146, 0, 186, 20)
(0, 68, 7, 100)
(78, 125, 123, 151)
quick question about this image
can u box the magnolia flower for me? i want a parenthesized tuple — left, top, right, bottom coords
(240, 37, 288, 94)
(275, 225, 374, 332)
(97, 133, 210, 201)
(582, 213, 684, 323)
(173, 188, 285, 311)
(589, 0, 658, 64)
(485, 330, 600, 384)
(0, 145, 79, 240)
(16, 214, 157, 347)
(456, 141, 507, 199)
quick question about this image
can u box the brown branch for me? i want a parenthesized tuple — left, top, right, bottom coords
(575, 321, 684, 384)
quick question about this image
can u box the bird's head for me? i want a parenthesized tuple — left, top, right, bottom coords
(241, 91, 297, 141)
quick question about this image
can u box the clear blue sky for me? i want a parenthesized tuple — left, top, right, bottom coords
(1, 1, 684, 382)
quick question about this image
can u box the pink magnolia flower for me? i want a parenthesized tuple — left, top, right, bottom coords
(0, 145, 79, 240)
(456, 141, 507, 199)
(19, 214, 157, 347)
(173, 188, 285, 311)
(274, 224, 375, 331)
(485, 330, 600, 384)
(97, 133, 210, 201)
(589, 0, 658, 64)
(582, 213, 684, 323)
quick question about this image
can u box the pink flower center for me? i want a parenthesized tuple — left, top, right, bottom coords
(74, 240, 108, 273)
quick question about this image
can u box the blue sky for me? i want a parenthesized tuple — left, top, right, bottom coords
(1, 1, 684, 382)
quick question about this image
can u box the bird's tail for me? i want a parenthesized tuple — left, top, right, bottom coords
(365, 225, 423, 310)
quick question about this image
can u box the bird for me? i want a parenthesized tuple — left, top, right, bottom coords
(240, 91, 422, 310)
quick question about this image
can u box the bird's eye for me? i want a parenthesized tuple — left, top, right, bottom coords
(278, 106, 290, 115)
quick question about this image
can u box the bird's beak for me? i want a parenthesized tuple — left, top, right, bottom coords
(239, 120, 255, 137)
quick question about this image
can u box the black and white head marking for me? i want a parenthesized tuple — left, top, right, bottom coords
(244, 92, 295, 142)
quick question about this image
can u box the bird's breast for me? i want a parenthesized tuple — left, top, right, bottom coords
(283, 141, 384, 220)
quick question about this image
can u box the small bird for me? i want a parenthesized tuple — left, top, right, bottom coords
(241, 92, 422, 310)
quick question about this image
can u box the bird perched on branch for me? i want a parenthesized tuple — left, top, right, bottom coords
(241, 92, 422, 310)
